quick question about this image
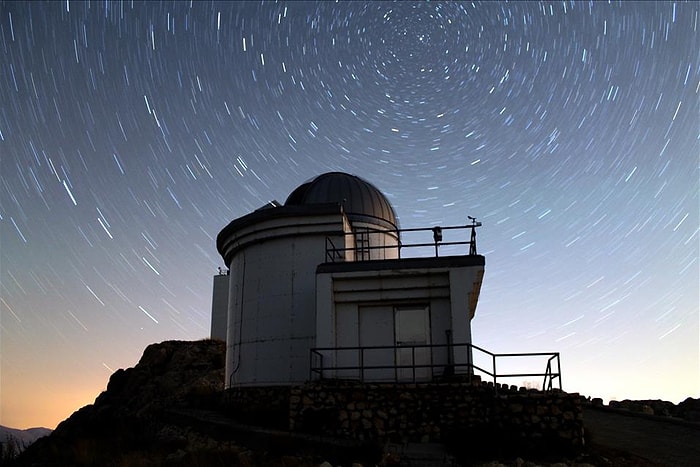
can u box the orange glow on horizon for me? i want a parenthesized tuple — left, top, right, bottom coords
(2, 378, 107, 430)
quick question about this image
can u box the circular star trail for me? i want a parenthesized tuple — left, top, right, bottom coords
(0, 1, 697, 428)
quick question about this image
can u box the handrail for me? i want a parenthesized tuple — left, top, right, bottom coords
(325, 237, 344, 263)
(543, 354, 562, 392)
(325, 220, 482, 262)
(310, 342, 561, 392)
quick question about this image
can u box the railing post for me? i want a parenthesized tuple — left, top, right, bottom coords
(492, 354, 497, 389)
(557, 353, 562, 390)
(412, 345, 416, 382)
(360, 347, 364, 383)
(468, 217, 481, 255)
(470, 225, 477, 255)
(445, 330, 454, 377)
(432, 226, 442, 257)
(467, 341, 473, 376)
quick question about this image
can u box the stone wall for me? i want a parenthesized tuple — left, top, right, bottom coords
(289, 380, 584, 455)
(220, 381, 584, 455)
(220, 386, 291, 429)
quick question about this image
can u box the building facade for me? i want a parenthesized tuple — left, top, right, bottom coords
(213, 172, 484, 388)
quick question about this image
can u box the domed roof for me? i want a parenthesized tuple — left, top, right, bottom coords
(285, 172, 398, 229)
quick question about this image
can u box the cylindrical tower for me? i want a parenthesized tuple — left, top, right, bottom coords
(216, 172, 400, 387)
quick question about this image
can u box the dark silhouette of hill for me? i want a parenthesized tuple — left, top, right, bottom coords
(11, 339, 700, 466)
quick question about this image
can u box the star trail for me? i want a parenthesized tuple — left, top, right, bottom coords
(1, 1, 698, 429)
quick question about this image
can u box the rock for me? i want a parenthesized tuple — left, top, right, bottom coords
(238, 450, 256, 467)
(676, 397, 700, 422)
(607, 397, 700, 421)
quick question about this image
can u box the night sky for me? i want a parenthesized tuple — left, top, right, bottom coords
(1, 1, 698, 429)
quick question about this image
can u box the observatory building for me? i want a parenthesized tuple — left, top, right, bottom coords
(212, 172, 485, 388)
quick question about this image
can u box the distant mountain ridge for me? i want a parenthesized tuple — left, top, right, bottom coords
(0, 425, 52, 454)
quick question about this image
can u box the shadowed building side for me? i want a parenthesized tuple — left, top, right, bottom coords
(210, 271, 229, 341)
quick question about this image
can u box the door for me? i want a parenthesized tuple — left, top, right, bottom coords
(359, 306, 394, 381)
(395, 306, 431, 381)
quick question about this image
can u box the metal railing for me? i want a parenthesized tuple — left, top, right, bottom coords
(310, 342, 561, 392)
(325, 219, 482, 263)
(469, 343, 562, 392)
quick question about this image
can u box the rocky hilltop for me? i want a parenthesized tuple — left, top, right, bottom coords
(13, 339, 234, 466)
(12, 339, 700, 467)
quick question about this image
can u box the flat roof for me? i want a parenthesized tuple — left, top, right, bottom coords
(316, 255, 485, 274)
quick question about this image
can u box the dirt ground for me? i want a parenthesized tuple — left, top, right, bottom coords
(582, 406, 700, 467)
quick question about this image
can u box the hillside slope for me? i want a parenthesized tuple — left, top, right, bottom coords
(13, 339, 232, 466)
(12, 339, 700, 466)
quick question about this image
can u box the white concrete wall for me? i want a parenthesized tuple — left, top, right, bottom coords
(224, 212, 347, 388)
(449, 268, 480, 374)
(315, 263, 484, 381)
